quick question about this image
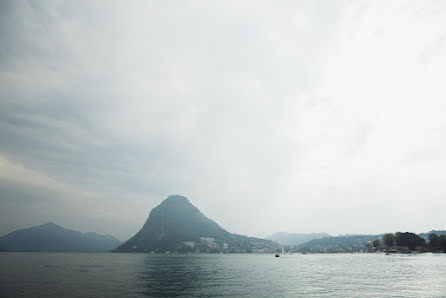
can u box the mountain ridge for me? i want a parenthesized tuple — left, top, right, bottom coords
(0, 222, 122, 252)
(267, 232, 330, 246)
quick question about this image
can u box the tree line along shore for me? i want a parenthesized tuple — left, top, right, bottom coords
(294, 231, 446, 254)
(369, 232, 446, 253)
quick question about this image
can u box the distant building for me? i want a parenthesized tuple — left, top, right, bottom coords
(184, 242, 195, 248)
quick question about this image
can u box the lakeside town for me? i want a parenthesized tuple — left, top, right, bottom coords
(280, 231, 446, 254)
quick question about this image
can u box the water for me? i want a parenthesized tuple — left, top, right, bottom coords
(1, 253, 445, 297)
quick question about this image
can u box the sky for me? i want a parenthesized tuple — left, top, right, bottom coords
(1, 0, 446, 241)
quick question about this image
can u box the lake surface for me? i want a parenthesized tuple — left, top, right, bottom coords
(0, 252, 445, 297)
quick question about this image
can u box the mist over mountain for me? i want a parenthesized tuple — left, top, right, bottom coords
(419, 230, 446, 241)
(294, 230, 446, 253)
(116, 195, 277, 253)
(297, 234, 381, 253)
(267, 232, 330, 246)
(0, 222, 122, 252)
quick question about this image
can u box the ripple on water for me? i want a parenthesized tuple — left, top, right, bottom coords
(0, 253, 445, 297)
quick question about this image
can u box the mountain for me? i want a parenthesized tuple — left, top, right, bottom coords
(116, 195, 277, 253)
(419, 230, 446, 241)
(296, 231, 446, 253)
(0, 222, 122, 252)
(267, 232, 330, 246)
(297, 234, 381, 253)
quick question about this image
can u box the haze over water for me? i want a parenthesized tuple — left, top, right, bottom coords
(1, 253, 445, 297)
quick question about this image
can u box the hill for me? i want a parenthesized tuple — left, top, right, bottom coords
(419, 230, 446, 241)
(267, 232, 330, 246)
(0, 222, 122, 252)
(297, 234, 381, 253)
(116, 195, 277, 253)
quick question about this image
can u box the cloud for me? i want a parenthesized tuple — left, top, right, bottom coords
(1, 0, 446, 239)
(0, 156, 96, 199)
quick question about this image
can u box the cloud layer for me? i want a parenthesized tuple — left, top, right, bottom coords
(1, 1, 446, 240)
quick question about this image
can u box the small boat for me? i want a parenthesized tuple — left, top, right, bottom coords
(275, 253, 280, 257)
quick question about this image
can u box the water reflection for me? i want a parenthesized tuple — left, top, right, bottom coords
(139, 255, 217, 297)
(1, 253, 446, 297)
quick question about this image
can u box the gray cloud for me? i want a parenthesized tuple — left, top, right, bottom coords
(1, 0, 446, 240)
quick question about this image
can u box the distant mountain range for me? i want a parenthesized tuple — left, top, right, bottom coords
(419, 230, 446, 241)
(295, 231, 446, 253)
(267, 232, 330, 246)
(0, 222, 122, 252)
(1, 197, 444, 254)
(297, 234, 381, 253)
(116, 195, 278, 253)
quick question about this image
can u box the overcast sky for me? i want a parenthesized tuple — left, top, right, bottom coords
(1, 0, 445, 241)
